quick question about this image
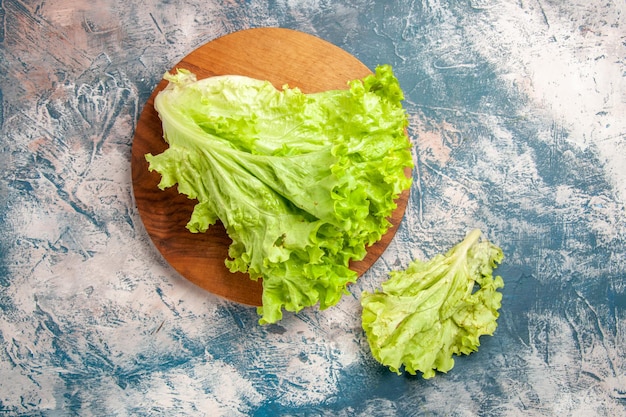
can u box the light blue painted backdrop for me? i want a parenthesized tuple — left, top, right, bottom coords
(1, 0, 625, 415)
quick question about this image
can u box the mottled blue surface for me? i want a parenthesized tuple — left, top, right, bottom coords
(1, 0, 625, 416)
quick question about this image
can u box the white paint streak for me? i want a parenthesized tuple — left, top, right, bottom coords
(464, 0, 626, 201)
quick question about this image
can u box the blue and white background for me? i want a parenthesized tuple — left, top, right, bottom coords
(1, 0, 625, 415)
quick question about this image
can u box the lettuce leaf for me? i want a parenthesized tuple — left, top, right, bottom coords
(361, 229, 504, 378)
(145, 65, 413, 324)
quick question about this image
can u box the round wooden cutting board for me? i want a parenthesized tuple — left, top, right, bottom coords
(131, 27, 411, 306)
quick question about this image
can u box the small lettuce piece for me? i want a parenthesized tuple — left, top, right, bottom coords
(145, 65, 412, 324)
(361, 229, 504, 378)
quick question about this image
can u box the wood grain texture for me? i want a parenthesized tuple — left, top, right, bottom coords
(131, 27, 410, 306)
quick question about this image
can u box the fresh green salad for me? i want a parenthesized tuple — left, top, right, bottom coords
(146, 65, 413, 324)
(361, 229, 504, 378)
